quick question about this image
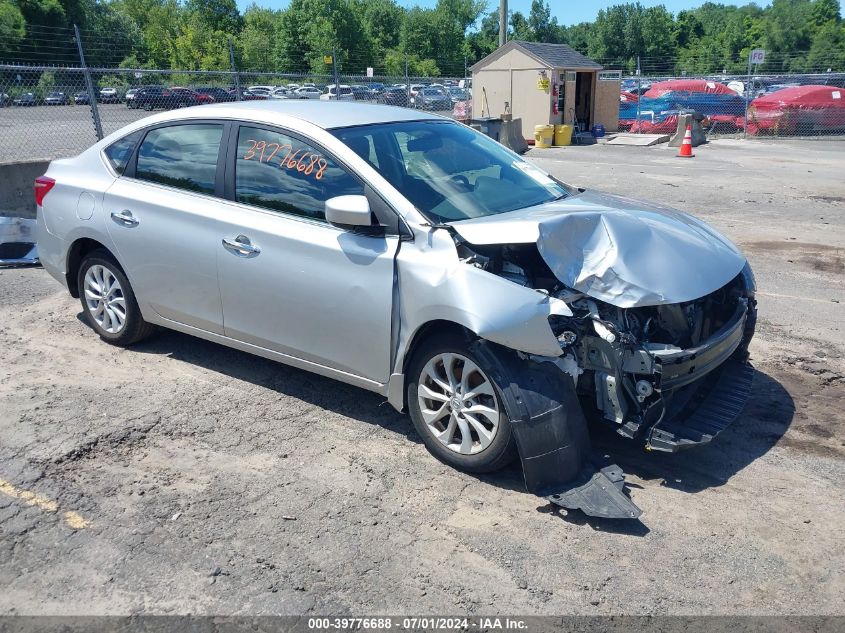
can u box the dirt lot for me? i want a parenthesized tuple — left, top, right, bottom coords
(1, 139, 843, 616)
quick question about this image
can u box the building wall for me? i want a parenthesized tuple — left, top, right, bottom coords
(511, 69, 553, 134)
(472, 47, 550, 130)
(594, 76, 621, 132)
(472, 69, 511, 119)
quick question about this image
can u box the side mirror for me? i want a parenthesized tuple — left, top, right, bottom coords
(325, 195, 373, 229)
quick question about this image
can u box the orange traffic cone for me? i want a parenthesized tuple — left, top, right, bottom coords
(678, 124, 694, 158)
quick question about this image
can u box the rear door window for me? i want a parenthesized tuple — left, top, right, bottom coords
(104, 129, 143, 175)
(135, 124, 224, 195)
(234, 125, 363, 222)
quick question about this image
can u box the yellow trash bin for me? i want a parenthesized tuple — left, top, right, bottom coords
(533, 124, 554, 148)
(554, 124, 573, 146)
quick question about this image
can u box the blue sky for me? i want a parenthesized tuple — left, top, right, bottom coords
(233, 1, 790, 26)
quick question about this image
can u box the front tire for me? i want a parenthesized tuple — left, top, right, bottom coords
(407, 334, 516, 473)
(78, 250, 154, 346)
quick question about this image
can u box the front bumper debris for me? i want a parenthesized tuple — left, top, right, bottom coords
(470, 340, 642, 520)
(647, 357, 754, 452)
(546, 463, 642, 519)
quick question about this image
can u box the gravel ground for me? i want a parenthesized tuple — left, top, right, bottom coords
(0, 139, 843, 616)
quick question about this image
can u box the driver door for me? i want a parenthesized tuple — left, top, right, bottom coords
(215, 124, 399, 384)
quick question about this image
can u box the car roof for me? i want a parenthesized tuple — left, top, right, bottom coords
(133, 100, 443, 130)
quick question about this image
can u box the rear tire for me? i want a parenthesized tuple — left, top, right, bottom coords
(77, 250, 154, 347)
(407, 333, 516, 473)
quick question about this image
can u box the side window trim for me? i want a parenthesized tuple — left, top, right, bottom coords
(226, 121, 407, 236)
(124, 119, 229, 200)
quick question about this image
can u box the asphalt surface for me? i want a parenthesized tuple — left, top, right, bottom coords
(0, 139, 843, 615)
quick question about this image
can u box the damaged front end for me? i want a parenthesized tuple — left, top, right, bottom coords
(446, 196, 757, 518)
(549, 269, 756, 452)
(455, 236, 757, 454)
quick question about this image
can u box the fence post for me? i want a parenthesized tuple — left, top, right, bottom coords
(332, 48, 339, 93)
(228, 38, 240, 101)
(743, 52, 751, 139)
(636, 56, 641, 135)
(74, 24, 103, 141)
(405, 57, 410, 106)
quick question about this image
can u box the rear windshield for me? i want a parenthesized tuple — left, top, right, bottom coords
(333, 120, 568, 223)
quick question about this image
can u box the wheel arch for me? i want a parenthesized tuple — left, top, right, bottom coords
(386, 319, 477, 412)
(400, 319, 476, 377)
(65, 238, 123, 298)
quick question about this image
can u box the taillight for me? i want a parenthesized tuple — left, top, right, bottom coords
(162, 90, 171, 97)
(34, 176, 55, 206)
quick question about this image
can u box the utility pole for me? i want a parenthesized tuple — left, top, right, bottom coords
(499, 0, 508, 48)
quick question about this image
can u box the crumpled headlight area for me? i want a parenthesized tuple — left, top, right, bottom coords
(740, 260, 756, 299)
(548, 314, 582, 349)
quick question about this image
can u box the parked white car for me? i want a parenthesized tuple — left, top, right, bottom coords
(295, 86, 323, 100)
(320, 84, 354, 101)
(269, 88, 291, 100)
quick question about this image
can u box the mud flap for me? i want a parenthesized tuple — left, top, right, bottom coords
(470, 340, 642, 520)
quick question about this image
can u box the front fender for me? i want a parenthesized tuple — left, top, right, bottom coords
(394, 229, 564, 373)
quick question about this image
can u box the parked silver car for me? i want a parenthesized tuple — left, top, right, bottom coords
(35, 102, 757, 519)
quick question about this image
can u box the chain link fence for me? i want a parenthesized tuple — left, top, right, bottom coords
(3, 25, 845, 163)
(0, 63, 471, 163)
(620, 71, 845, 138)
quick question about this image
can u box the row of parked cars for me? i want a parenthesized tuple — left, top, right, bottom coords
(0, 87, 129, 107)
(1, 80, 473, 113)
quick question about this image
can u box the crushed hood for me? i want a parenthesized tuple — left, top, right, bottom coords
(449, 190, 746, 308)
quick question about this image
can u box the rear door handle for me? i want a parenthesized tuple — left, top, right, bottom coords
(111, 210, 139, 227)
(222, 235, 261, 257)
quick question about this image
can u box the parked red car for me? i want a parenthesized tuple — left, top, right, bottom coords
(171, 87, 212, 104)
(748, 85, 845, 135)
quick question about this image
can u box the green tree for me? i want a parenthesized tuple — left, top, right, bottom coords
(0, 0, 26, 57)
(355, 0, 404, 53)
(184, 0, 241, 34)
(805, 21, 845, 70)
(276, 0, 374, 74)
(236, 4, 281, 72)
(810, 0, 841, 26)
(527, 0, 559, 42)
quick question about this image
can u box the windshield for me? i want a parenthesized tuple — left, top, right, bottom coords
(333, 120, 568, 222)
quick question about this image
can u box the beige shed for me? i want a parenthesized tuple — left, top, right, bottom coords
(470, 40, 620, 137)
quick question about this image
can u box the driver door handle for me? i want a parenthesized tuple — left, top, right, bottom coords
(111, 210, 139, 227)
(222, 235, 261, 257)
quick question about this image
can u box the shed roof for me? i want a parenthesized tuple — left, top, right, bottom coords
(471, 40, 603, 72)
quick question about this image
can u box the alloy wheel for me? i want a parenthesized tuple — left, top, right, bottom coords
(417, 352, 500, 455)
(83, 264, 127, 334)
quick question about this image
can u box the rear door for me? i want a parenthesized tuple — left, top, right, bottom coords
(103, 121, 228, 333)
(215, 123, 400, 383)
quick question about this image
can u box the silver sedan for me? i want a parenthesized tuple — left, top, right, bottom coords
(35, 102, 757, 518)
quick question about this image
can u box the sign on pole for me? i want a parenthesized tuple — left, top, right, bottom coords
(323, 55, 333, 65)
(366, 67, 373, 78)
(750, 49, 766, 65)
